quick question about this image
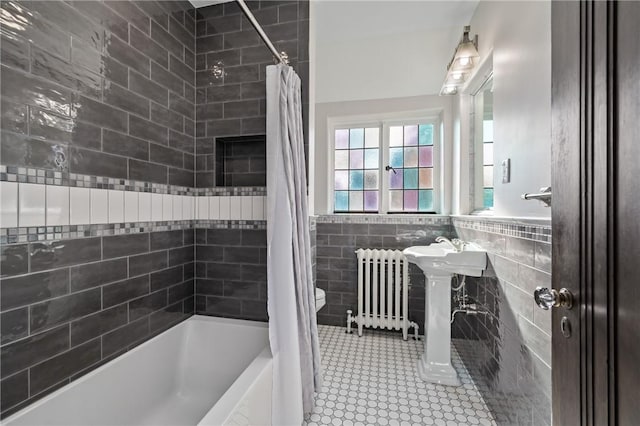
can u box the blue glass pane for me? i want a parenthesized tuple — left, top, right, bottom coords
(483, 188, 494, 208)
(389, 148, 404, 168)
(335, 191, 349, 211)
(364, 149, 379, 169)
(419, 189, 434, 211)
(419, 125, 433, 145)
(349, 170, 364, 190)
(403, 168, 418, 189)
(349, 128, 364, 148)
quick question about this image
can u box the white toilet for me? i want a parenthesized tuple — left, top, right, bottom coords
(315, 288, 326, 312)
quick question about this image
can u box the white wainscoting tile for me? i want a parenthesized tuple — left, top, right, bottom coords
(196, 197, 208, 220)
(19, 183, 46, 227)
(229, 196, 241, 219)
(241, 196, 252, 220)
(151, 193, 163, 222)
(70, 187, 90, 225)
(219, 196, 230, 220)
(252, 196, 265, 220)
(124, 191, 139, 222)
(209, 196, 220, 220)
(1, 181, 18, 228)
(90, 189, 108, 224)
(46, 185, 70, 226)
(162, 194, 172, 221)
(108, 190, 124, 223)
(172, 195, 183, 221)
(139, 192, 152, 222)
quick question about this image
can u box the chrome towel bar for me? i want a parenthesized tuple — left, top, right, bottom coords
(521, 187, 552, 207)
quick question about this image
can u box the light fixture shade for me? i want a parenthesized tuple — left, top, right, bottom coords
(440, 25, 479, 96)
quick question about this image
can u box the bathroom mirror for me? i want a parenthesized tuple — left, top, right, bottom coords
(472, 76, 494, 210)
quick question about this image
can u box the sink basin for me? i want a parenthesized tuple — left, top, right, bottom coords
(403, 242, 487, 277)
(403, 241, 487, 386)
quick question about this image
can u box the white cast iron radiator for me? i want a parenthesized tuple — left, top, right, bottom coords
(347, 249, 419, 340)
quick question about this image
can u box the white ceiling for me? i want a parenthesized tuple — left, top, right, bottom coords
(188, 0, 230, 9)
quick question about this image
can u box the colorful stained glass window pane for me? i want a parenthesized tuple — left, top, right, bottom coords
(335, 150, 349, 169)
(404, 125, 418, 146)
(349, 128, 364, 148)
(349, 191, 363, 211)
(389, 148, 403, 168)
(404, 147, 418, 168)
(335, 191, 348, 211)
(419, 125, 433, 146)
(483, 143, 493, 166)
(390, 126, 403, 146)
(483, 166, 493, 188)
(364, 191, 378, 211)
(419, 168, 433, 189)
(364, 170, 378, 189)
(389, 169, 403, 189)
(419, 190, 434, 211)
(404, 190, 418, 211)
(483, 188, 494, 208)
(365, 128, 379, 148)
(364, 149, 379, 169)
(419, 146, 433, 167)
(349, 149, 363, 169)
(335, 171, 348, 190)
(349, 170, 363, 190)
(335, 129, 349, 149)
(390, 190, 403, 210)
(403, 168, 418, 189)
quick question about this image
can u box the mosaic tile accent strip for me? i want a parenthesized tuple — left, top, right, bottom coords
(194, 187, 267, 197)
(315, 214, 452, 226)
(303, 325, 496, 426)
(193, 220, 266, 230)
(0, 166, 194, 195)
(451, 216, 551, 243)
(1, 221, 195, 244)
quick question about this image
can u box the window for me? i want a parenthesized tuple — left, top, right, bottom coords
(332, 118, 440, 214)
(473, 76, 494, 210)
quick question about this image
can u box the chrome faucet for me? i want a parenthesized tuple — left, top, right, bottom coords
(435, 236, 467, 252)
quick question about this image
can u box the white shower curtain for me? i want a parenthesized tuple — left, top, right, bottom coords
(266, 64, 322, 425)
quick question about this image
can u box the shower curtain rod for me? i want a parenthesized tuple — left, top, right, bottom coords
(235, 0, 288, 65)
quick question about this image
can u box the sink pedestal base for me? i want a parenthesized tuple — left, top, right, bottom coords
(417, 273, 460, 386)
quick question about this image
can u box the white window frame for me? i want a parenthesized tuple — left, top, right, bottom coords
(328, 113, 442, 214)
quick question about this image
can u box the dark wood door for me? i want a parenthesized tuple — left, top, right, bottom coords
(551, 1, 640, 424)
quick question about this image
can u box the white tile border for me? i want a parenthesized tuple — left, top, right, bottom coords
(1, 183, 267, 230)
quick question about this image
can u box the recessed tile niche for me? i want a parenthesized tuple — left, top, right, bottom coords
(215, 135, 266, 187)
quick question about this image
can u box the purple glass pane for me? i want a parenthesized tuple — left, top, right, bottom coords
(419, 146, 433, 167)
(389, 169, 403, 189)
(364, 191, 378, 211)
(335, 129, 349, 149)
(404, 190, 418, 211)
(404, 125, 418, 146)
(335, 171, 348, 190)
(349, 149, 363, 169)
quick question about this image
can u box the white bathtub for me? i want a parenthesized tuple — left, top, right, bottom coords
(3, 316, 272, 426)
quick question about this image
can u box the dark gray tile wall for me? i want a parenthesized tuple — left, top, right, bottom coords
(194, 0, 309, 188)
(0, 0, 197, 418)
(194, 227, 267, 321)
(215, 135, 266, 186)
(451, 218, 552, 426)
(0, 0, 196, 186)
(314, 219, 454, 332)
(0, 229, 195, 417)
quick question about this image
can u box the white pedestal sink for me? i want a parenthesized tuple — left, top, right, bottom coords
(403, 241, 487, 386)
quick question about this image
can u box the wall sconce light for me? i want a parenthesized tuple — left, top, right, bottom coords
(440, 26, 479, 96)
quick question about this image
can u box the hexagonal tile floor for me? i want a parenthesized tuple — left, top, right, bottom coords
(303, 325, 496, 426)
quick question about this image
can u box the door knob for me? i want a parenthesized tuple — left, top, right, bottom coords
(534, 287, 574, 310)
